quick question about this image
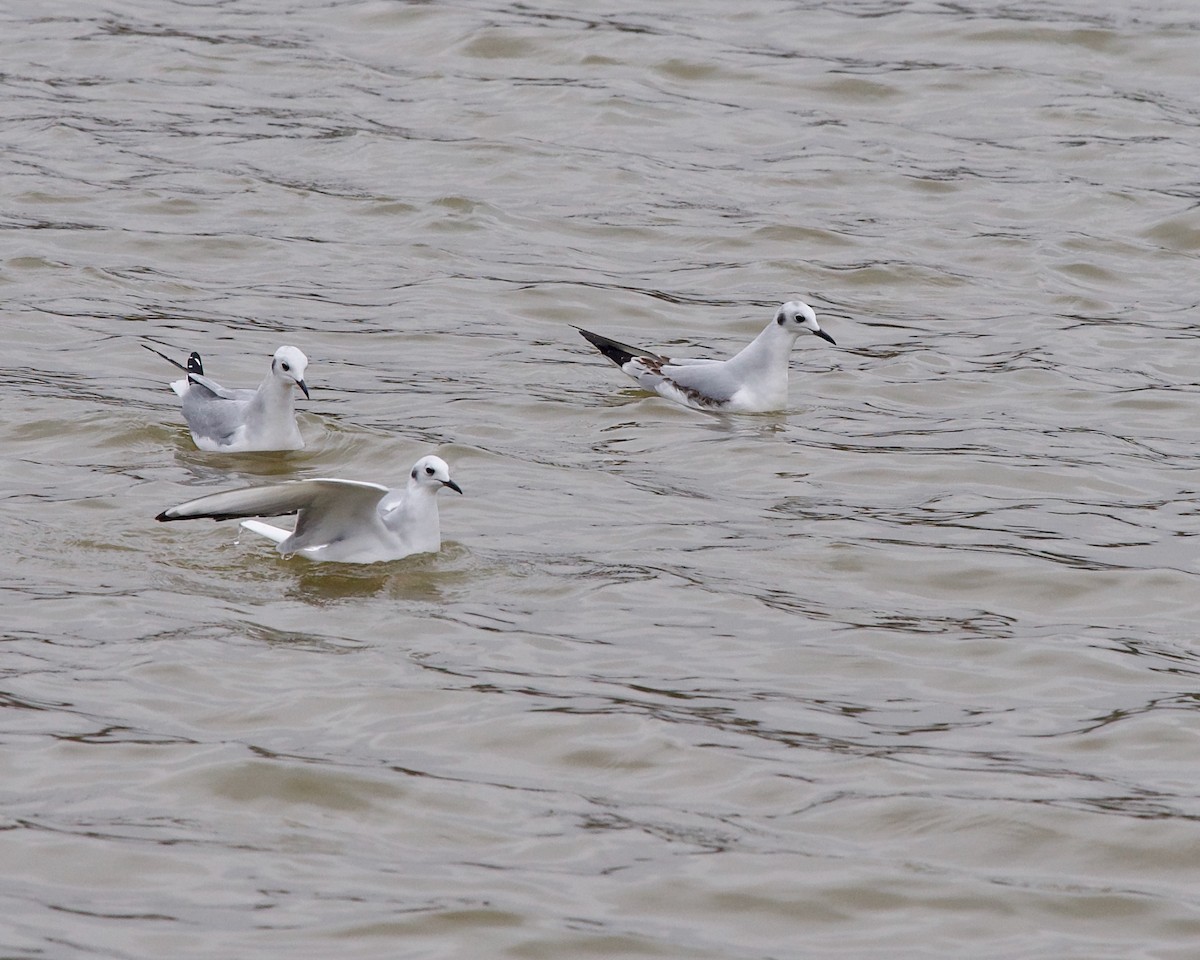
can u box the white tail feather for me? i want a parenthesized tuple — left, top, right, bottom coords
(240, 519, 290, 544)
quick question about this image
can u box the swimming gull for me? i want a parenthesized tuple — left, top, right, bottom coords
(575, 301, 835, 413)
(156, 455, 462, 564)
(144, 343, 311, 452)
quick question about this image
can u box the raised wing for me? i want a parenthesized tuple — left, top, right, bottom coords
(285, 479, 391, 551)
(157, 478, 388, 526)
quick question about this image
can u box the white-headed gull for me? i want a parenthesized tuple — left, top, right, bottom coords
(156, 455, 462, 564)
(575, 301, 835, 413)
(144, 344, 311, 452)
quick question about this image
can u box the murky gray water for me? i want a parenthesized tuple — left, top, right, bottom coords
(4, 1, 1200, 957)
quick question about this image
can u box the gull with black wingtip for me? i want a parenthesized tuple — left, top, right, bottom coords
(155, 455, 462, 564)
(575, 300, 836, 413)
(144, 343, 311, 452)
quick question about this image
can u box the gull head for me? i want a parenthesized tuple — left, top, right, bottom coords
(410, 455, 463, 495)
(272, 346, 310, 399)
(776, 301, 835, 345)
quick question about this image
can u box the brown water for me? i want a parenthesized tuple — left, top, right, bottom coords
(4, 2, 1200, 958)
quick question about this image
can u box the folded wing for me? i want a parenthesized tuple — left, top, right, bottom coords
(656, 360, 740, 405)
(184, 373, 240, 401)
(575, 327, 665, 367)
(179, 381, 256, 447)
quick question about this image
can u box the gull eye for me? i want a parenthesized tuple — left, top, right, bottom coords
(281, 361, 290, 372)
(425, 466, 435, 476)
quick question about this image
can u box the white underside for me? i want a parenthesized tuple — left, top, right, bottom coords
(238, 519, 436, 564)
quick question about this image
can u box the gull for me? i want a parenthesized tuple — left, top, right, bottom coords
(143, 343, 311, 452)
(156, 455, 462, 564)
(575, 300, 836, 413)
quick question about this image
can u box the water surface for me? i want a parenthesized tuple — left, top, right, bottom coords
(3, 2, 1200, 958)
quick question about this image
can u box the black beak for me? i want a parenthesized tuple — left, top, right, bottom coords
(443, 479, 463, 495)
(813, 328, 836, 346)
(296, 379, 310, 399)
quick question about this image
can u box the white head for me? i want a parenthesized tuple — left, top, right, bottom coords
(271, 346, 310, 398)
(775, 301, 835, 345)
(409, 455, 463, 495)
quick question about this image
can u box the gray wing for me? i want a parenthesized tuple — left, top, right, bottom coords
(576, 326, 740, 401)
(179, 380, 256, 446)
(659, 357, 721, 367)
(285, 480, 392, 551)
(655, 359, 741, 405)
(157, 479, 390, 550)
(158, 480, 332, 522)
(185, 374, 240, 401)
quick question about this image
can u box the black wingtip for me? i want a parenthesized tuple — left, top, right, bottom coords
(186, 351, 204, 376)
(575, 327, 658, 368)
(142, 343, 189, 373)
(155, 510, 173, 522)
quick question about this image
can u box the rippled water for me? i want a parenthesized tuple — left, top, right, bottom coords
(4, 1, 1200, 957)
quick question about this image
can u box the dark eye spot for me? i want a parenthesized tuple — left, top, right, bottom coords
(776, 314, 787, 325)
(425, 466, 435, 475)
(411, 468, 418, 479)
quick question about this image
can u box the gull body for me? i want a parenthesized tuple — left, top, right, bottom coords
(156, 455, 462, 564)
(575, 301, 835, 413)
(144, 344, 310, 452)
